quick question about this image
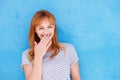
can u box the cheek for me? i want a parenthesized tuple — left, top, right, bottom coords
(36, 31, 43, 38)
(49, 30, 54, 33)
(36, 31, 42, 35)
(49, 28, 55, 33)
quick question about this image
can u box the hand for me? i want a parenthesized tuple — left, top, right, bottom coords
(34, 35, 52, 59)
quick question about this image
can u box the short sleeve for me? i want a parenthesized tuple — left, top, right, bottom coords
(21, 49, 32, 71)
(66, 44, 79, 68)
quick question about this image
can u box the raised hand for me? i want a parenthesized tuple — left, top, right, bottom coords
(34, 35, 52, 59)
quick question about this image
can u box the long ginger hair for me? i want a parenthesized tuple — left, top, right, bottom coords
(28, 10, 62, 62)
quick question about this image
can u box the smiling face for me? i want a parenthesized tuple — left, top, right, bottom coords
(29, 10, 57, 45)
(35, 19, 55, 40)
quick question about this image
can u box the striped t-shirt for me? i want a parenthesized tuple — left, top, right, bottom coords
(21, 43, 79, 80)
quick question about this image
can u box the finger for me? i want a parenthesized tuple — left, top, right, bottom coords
(49, 33, 54, 40)
(41, 35, 48, 44)
(37, 35, 46, 46)
(43, 35, 51, 46)
(44, 33, 54, 46)
(40, 36, 46, 43)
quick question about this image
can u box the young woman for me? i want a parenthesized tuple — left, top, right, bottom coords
(21, 10, 80, 80)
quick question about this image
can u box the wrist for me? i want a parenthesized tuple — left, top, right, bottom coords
(33, 56, 43, 65)
(34, 55, 43, 60)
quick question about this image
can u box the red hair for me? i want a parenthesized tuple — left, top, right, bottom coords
(28, 10, 62, 62)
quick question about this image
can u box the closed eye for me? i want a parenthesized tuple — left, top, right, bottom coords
(39, 27, 43, 30)
(48, 26, 53, 28)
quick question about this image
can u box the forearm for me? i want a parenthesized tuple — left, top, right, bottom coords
(72, 77, 81, 80)
(29, 57, 43, 80)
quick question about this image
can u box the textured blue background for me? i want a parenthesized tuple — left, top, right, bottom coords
(0, 0, 120, 80)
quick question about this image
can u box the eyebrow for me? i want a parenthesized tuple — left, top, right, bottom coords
(37, 24, 54, 27)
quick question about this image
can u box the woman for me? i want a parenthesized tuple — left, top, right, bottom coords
(21, 10, 80, 80)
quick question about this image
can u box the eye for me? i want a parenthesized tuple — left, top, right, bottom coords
(39, 27, 43, 30)
(48, 26, 53, 28)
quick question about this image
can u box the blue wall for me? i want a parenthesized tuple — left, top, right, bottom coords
(0, 0, 120, 80)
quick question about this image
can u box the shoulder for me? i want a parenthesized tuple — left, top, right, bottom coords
(22, 49, 29, 57)
(21, 49, 32, 70)
(59, 42, 76, 54)
(59, 42, 75, 50)
(58, 43, 78, 62)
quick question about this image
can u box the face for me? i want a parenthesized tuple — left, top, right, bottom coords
(35, 19, 55, 40)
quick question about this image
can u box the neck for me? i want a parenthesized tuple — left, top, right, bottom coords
(47, 44, 54, 53)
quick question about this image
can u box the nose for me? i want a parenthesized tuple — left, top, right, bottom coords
(44, 29, 49, 35)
